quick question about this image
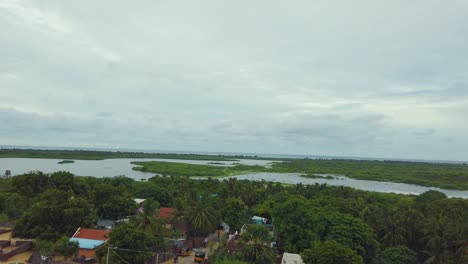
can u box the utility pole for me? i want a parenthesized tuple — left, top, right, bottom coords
(106, 245, 110, 264)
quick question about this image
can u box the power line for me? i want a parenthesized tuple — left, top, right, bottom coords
(111, 248, 131, 264)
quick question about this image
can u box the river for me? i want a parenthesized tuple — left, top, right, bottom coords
(0, 158, 467, 198)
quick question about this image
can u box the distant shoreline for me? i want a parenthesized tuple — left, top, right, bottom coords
(1, 145, 466, 164)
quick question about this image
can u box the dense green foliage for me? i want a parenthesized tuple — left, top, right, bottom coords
(301, 240, 364, 264)
(132, 160, 267, 177)
(0, 171, 467, 263)
(271, 159, 468, 190)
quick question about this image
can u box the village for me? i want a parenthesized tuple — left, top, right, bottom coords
(1, 197, 303, 264)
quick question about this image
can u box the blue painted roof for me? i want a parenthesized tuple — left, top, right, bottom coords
(70, 238, 105, 249)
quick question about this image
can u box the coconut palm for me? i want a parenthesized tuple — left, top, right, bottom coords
(420, 214, 453, 264)
(133, 199, 164, 235)
(239, 225, 273, 264)
(186, 195, 219, 233)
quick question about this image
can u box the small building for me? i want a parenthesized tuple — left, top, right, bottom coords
(241, 216, 274, 236)
(96, 219, 115, 230)
(133, 198, 146, 207)
(70, 227, 110, 261)
(281, 252, 304, 264)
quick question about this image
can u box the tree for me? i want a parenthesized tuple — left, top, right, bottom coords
(380, 212, 411, 247)
(91, 184, 136, 219)
(12, 171, 49, 197)
(132, 199, 165, 235)
(49, 171, 75, 191)
(301, 240, 363, 264)
(187, 195, 219, 234)
(239, 225, 273, 264)
(222, 197, 249, 231)
(420, 214, 453, 264)
(53, 236, 79, 260)
(271, 195, 318, 252)
(36, 239, 55, 258)
(99, 223, 160, 264)
(371, 246, 417, 264)
(12, 189, 96, 240)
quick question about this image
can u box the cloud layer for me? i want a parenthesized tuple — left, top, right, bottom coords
(1, 0, 468, 160)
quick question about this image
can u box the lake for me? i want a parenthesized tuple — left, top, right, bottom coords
(1, 158, 467, 198)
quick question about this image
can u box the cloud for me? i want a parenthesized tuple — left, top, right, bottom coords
(1, 0, 468, 160)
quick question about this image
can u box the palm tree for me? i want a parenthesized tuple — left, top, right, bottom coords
(186, 196, 219, 233)
(420, 214, 453, 264)
(381, 212, 412, 247)
(239, 225, 273, 264)
(133, 199, 164, 235)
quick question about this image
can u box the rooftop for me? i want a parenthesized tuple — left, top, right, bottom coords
(158, 207, 174, 218)
(281, 252, 304, 264)
(72, 227, 109, 241)
(69, 238, 105, 250)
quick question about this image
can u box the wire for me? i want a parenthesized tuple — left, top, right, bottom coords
(110, 248, 130, 264)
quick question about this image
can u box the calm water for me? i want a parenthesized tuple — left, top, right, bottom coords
(1, 158, 467, 198)
(0, 158, 273, 179)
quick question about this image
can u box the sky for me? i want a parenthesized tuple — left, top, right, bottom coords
(1, 0, 468, 160)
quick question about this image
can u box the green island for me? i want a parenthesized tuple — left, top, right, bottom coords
(0, 172, 466, 264)
(132, 159, 468, 190)
(300, 174, 336, 180)
(57, 160, 75, 164)
(131, 161, 268, 177)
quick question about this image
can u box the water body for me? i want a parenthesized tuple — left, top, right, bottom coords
(0, 158, 467, 198)
(0, 158, 273, 179)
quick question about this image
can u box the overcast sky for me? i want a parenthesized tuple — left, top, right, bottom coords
(1, 0, 468, 160)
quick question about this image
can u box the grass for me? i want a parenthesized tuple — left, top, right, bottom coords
(57, 160, 75, 164)
(131, 161, 268, 177)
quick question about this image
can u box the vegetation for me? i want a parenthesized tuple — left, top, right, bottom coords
(0, 148, 268, 161)
(2, 148, 468, 189)
(132, 160, 268, 177)
(271, 159, 468, 190)
(300, 174, 336, 180)
(132, 159, 468, 190)
(301, 240, 364, 264)
(0, 170, 467, 263)
(58, 160, 75, 164)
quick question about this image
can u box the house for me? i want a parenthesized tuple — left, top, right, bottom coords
(70, 227, 110, 260)
(133, 198, 146, 207)
(281, 252, 304, 264)
(158, 207, 174, 219)
(96, 219, 115, 230)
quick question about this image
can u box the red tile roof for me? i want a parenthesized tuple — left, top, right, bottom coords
(72, 228, 109, 241)
(158, 207, 174, 218)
